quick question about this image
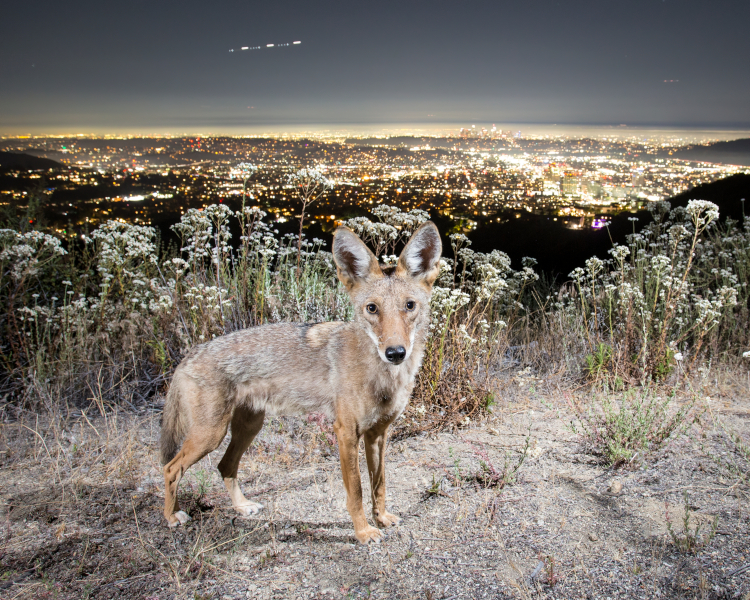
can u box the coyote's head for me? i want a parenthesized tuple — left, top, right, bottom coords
(332, 222, 442, 366)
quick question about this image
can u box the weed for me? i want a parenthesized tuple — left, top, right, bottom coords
(258, 548, 278, 569)
(425, 474, 441, 497)
(469, 435, 530, 489)
(585, 343, 612, 380)
(568, 387, 698, 467)
(193, 467, 211, 498)
(665, 491, 719, 553)
(543, 555, 560, 586)
(482, 392, 497, 412)
(448, 446, 463, 484)
(652, 347, 676, 381)
(429, 437, 529, 499)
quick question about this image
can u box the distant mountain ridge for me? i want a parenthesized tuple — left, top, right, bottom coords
(0, 152, 61, 170)
(671, 138, 750, 166)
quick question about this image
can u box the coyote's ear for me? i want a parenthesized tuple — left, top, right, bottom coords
(396, 221, 442, 287)
(332, 227, 381, 291)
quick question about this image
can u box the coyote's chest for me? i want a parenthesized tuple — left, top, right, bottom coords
(359, 357, 419, 430)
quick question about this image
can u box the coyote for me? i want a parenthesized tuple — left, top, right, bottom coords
(160, 221, 442, 543)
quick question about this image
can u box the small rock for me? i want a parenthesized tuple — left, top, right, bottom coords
(608, 480, 623, 495)
(589, 532, 599, 541)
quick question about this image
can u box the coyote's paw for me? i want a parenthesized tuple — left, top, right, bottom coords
(374, 511, 400, 529)
(167, 510, 191, 528)
(234, 501, 264, 517)
(355, 525, 384, 544)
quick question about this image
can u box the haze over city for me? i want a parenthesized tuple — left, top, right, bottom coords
(2, 0, 749, 274)
(2, 0, 749, 134)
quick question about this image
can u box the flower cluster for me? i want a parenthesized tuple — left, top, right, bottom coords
(343, 205, 429, 258)
(0, 229, 67, 280)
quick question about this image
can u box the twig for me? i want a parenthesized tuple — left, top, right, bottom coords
(79, 408, 100, 437)
(18, 423, 51, 460)
(728, 563, 750, 577)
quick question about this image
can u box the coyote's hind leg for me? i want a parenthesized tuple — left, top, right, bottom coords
(218, 406, 265, 517)
(163, 422, 228, 527)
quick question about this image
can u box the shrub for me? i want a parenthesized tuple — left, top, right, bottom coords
(561, 200, 747, 381)
(1, 199, 747, 431)
(567, 386, 699, 467)
(665, 491, 719, 553)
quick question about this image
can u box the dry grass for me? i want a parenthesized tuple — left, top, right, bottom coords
(2, 202, 750, 597)
(1, 367, 749, 599)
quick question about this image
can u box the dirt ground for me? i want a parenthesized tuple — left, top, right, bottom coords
(1, 368, 749, 600)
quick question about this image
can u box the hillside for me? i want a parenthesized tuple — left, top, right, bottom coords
(2, 379, 748, 599)
(0, 189, 748, 599)
(672, 138, 750, 166)
(0, 151, 61, 170)
(670, 173, 750, 222)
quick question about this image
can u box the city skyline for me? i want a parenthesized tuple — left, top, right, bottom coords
(2, 0, 749, 134)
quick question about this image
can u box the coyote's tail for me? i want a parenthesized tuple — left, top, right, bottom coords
(160, 377, 187, 465)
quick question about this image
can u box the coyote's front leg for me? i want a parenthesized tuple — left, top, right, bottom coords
(334, 419, 383, 544)
(364, 426, 400, 529)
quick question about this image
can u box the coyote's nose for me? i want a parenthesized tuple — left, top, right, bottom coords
(385, 346, 407, 365)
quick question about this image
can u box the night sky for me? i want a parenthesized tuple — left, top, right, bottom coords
(2, 0, 749, 133)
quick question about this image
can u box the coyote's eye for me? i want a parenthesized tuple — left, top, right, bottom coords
(366, 303, 378, 314)
(405, 300, 416, 311)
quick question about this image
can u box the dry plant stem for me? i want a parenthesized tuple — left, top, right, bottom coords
(291, 172, 329, 276)
(652, 224, 702, 366)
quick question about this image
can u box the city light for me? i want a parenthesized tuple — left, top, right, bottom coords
(1, 130, 745, 236)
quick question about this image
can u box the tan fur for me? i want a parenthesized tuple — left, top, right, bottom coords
(160, 222, 442, 543)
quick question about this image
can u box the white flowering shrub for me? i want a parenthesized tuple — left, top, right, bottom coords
(2, 196, 748, 415)
(561, 200, 747, 380)
(403, 229, 540, 437)
(90, 221, 159, 314)
(0, 205, 353, 407)
(0, 229, 67, 281)
(343, 205, 429, 259)
(0, 229, 70, 385)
